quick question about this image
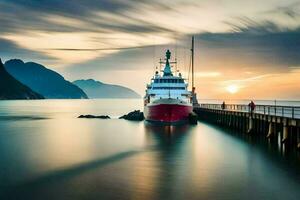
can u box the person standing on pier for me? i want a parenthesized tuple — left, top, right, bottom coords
(221, 101, 226, 110)
(249, 101, 256, 114)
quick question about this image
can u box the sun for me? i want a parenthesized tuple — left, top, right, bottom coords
(226, 85, 239, 94)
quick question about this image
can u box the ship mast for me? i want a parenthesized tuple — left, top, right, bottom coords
(191, 36, 198, 106)
(191, 36, 195, 92)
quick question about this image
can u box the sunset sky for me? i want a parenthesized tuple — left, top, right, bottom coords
(1, 0, 300, 99)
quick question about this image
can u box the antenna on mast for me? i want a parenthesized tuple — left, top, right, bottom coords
(159, 58, 162, 72)
(175, 35, 178, 76)
(175, 58, 177, 76)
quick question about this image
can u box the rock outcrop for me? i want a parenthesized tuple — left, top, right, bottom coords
(78, 115, 110, 119)
(119, 110, 144, 121)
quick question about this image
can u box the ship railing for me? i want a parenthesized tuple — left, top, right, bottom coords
(198, 103, 300, 119)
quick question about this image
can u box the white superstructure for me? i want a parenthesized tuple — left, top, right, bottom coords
(144, 50, 192, 106)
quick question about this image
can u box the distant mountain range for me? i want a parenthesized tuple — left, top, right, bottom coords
(73, 79, 141, 99)
(4, 59, 88, 99)
(0, 58, 44, 100)
(1, 58, 139, 100)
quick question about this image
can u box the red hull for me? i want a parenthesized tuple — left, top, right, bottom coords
(144, 103, 193, 124)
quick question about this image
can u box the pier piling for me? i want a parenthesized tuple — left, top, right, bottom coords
(247, 117, 253, 134)
(194, 103, 300, 151)
(267, 122, 274, 138)
(282, 123, 289, 143)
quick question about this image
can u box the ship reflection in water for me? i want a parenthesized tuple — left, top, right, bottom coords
(0, 100, 300, 200)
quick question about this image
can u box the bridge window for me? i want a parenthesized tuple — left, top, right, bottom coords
(154, 79, 184, 84)
(152, 87, 186, 90)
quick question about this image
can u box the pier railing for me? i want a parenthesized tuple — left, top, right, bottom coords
(199, 104, 300, 119)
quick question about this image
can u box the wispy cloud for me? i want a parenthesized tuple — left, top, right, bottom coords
(223, 74, 273, 83)
(262, 1, 300, 19)
(195, 72, 221, 78)
(196, 19, 300, 69)
(1, 0, 300, 66)
(1, 0, 300, 99)
(0, 38, 55, 62)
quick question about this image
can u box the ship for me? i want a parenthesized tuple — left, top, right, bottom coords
(144, 37, 198, 124)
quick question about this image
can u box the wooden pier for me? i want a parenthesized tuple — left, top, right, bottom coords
(193, 104, 300, 150)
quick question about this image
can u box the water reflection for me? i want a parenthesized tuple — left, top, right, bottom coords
(0, 100, 300, 200)
(129, 124, 191, 200)
(0, 116, 49, 121)
(144, 123, 190, 145)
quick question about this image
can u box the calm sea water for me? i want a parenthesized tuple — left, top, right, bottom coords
(0, 99, 300, 200)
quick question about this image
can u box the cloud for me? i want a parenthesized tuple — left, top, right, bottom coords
(1, 0, 300, 99)
(60, 17, 300, 77)
(2, 0, 300, 68)
(225, 71, 300, 100)
(224, 17, 289, 33)
(64, 45, 155, 72)
(0, 0, 175, 34)
(0, 0, 182, 66)
(1, 0, 130, 18)
(0, 38, 55, 62)
(195, 19, 300, 70)
(195, 72, 221, 78)
(262, 1, 300, 19)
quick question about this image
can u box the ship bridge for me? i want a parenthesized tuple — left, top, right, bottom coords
(145, 50, 192, 103)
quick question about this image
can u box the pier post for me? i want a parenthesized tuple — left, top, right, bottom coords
(247, 117, 253, 134)
(282, 123, 289, 143)
(238, 114, 242, 131)
(244, 114, 248, 133)
(263, 117, 267, 134)
(260, 116, 264, 133)
(244, 113, 249, 133)
(267, 122, 274, 138)
(235, 114, 238, 130)
(297, 127, 300, 150)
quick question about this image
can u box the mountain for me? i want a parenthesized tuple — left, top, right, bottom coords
(4, 59, 88, 99)
(0, 58, 44, 100)
(73, 79, 141, 99)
